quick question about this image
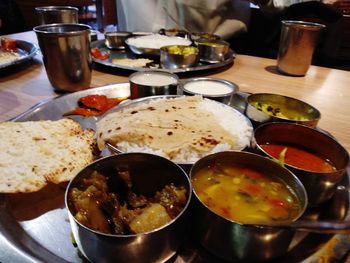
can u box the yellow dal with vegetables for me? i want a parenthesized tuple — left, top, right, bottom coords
(192, 162, 302, 224)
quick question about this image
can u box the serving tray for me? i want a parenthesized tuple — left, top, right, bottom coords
(1, 83, 350, 263)
(91, 40, 235, 74)
(0, 40, 39, 69)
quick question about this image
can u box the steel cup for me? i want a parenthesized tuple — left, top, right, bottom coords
(277, 20, 325, 76)
(34, 23, 92, 92)
(35, 6, 78, 25)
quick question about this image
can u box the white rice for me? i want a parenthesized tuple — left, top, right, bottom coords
(126, 34, 191, 49)
(114, 97, 253, 164)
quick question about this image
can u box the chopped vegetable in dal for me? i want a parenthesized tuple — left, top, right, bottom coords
(192, 162, 302, 224)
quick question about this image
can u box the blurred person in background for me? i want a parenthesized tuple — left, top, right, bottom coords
(115, 0, 318, 40)
(115, 0, 346, 68)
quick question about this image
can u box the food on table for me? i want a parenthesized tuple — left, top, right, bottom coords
(162, 45, 198, 56)
(91, 47, 110, 60)
(126, 34, 191, 49)
(96, 96, 252, 163)
(68, 170, 187, 234)
(183, 79, 233, 95)
(129, 71, 178, 86)
(158, 28, 188, 37)
(260, 144, 337, 173)
(192, 161, 302, 224)
(198, 41, 227, 47)
(0, 119, 96, 193)
(63, 94, 127, 117)
(250, 101, 311, 121)
(111, 58, 153, 67)
(1, 37, 17, 51)
(0, 38, 20, 64)
(190, 32, 220, 41)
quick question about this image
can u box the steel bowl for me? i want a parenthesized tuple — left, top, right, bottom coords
(160, 45, 199, 69)
(180, 77, 238, 104)
(196, 39, 230, 63)
(35, 6, 78, 25)
(104, 31, 131, 49)
(129, 71, 179, 99)
(190, 32, 221, 42)
(65, 153, 192, 263)
(253, 122, 349, 206)
(189, 151, 308, 262)
(246, 93, 321, 128)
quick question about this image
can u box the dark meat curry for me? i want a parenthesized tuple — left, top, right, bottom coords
(68, 171, 187, 234)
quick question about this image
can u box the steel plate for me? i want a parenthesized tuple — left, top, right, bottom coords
(0, 40, 39, 69)
(1, 83, 350, 263)
(91, 40, 235, 74)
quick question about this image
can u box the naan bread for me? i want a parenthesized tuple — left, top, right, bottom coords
(96, 96, 237, 161)
(0, 119, 96, 193)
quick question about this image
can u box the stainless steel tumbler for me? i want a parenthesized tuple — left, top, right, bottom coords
(35, 6, 78, 25)
(34, 23, 92, 92)
(277, 20, 325, 76)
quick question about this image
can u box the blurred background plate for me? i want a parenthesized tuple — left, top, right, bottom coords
(91, 40, 235, 74)
(0, 40, 39, 69)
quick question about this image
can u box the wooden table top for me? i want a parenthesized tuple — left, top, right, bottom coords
(1, 30, 350, 153)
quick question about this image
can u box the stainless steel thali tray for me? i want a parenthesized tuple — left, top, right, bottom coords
(1, 83, 350, 263)
(91, 40, 235, 73)
(0, 40, 39, 69)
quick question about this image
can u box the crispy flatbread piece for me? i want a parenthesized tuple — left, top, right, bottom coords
(0, 119, 96, 193)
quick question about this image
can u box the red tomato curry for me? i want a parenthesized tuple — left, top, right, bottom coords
(260, 144, 336, 173)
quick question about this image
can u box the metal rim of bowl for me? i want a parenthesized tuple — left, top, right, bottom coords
(35, 6, 79, 12)
(33, 23, 91, 35)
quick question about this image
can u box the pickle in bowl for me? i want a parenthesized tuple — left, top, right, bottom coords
(160, 45, 199, 69)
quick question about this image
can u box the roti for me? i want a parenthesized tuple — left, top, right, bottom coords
(0, 119, 96, 193)
(96, 96, 252, 162)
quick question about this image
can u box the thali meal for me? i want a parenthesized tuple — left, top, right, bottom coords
(96, 96, 253, 163)
(260, 144, 337, 173)
(63, 94, 127, 117)
(0, 119, 96, 193)
(68, 169, 187, 234)
(126, 34, 191, 50)
(191, 160, 303, 224)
